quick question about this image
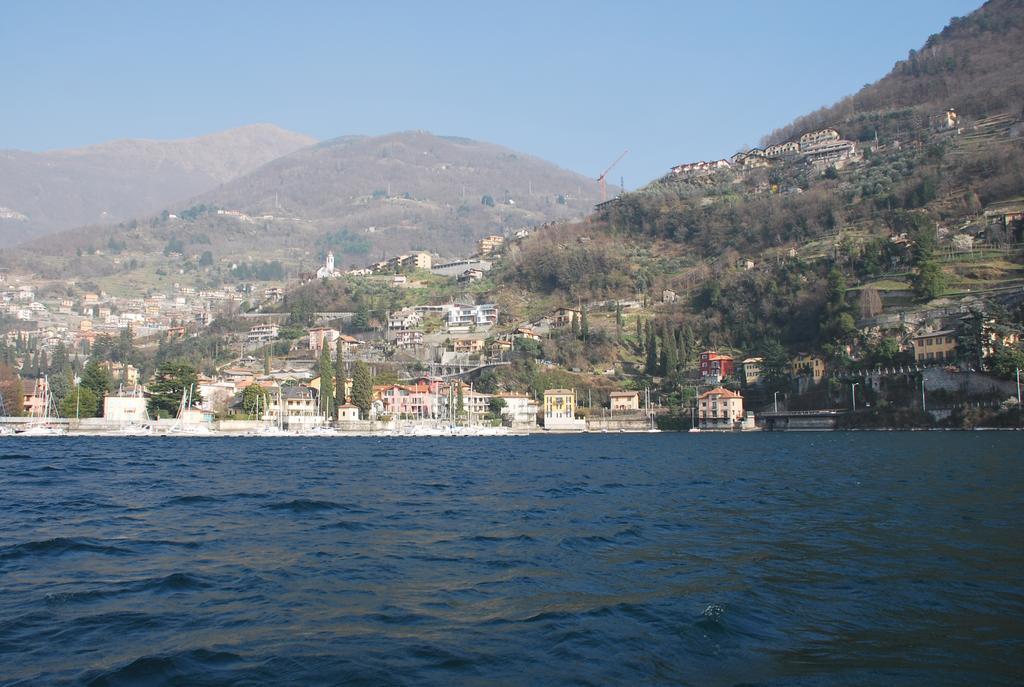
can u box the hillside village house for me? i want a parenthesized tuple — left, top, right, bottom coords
(457, 268, 485, 283)
(447, 303, 498, 328)
(790, 353, 826, 382)
(699, 351, 735, 383)
(309, 327, 340, 352)
(514, 326, 541, 341)
(551, 307, 580, 329)
(489, 338, 514, 358)
(247, 323, 279, 344)
(452, 337, 486, 354)
(389, 308, 421, 330)
(742, 357, 763, 386)
(911, 330, 957, 362)
(477, 235, 505, 255)
(697, 387, 745, 430)
(609, 390, 640, 411)
(393, 330, 423, 349)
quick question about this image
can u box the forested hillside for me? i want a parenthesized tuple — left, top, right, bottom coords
(493, 0, 1024, 363)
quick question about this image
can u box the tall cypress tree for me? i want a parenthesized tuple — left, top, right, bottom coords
(334, 338, 346, 407)
(580, 307, 589, 342)
(318, 336, 335, 419)
(571, 312, 580, 339)
(645, 327, 658, 376)
(664, 325, 678, 376)
(351, 361, 373, 419)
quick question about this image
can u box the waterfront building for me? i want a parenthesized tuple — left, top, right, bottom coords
(544, 388, 586, 431)
(609, 391, 640, 411)
(102, 394, 148, 423)
(337, 403, 360, 421)
(496, 393, 539, 428)
(697, 387, 744, 430)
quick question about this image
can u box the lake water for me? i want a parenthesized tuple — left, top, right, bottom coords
(1, 434, 1022, 686)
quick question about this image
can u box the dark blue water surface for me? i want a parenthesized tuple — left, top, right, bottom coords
(1, 434, 1022, 686)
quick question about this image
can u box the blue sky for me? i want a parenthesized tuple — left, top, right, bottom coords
(1, 0, 982, 186)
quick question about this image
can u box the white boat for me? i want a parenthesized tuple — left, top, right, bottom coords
(18, 424, 66, 436)
(298, 425, 338, 437)
(118, 423, 155, 436)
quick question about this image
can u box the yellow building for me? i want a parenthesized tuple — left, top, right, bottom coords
(310, 376, 353, 404)
(790, 353, 826, 382)
(453, 337, 486, 354)
(478, 235, 505, 255)
(911, 330, 957, 362)
(544, 389, 575, 418)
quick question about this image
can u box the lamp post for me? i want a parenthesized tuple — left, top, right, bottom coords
(774, 390, 781, 413)
(851, 382, 860, 412)
(74, 375, 81, 420)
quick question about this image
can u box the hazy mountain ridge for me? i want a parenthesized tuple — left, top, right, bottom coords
(18, 131, 604, 273)
(192, 130, 600, 224)
(0, 124, 316, 244)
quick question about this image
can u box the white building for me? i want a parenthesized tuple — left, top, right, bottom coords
(103, 395, 149, 423)
(447, 303, 498, 328)
(316, 251, 341, 279)
(247, 323, 279, 344)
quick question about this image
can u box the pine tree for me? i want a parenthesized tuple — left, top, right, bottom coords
(318, 336, 335, 420)
(351, 361, 373, 419)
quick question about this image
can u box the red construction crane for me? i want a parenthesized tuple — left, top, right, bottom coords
(597, 149, 628, 203)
